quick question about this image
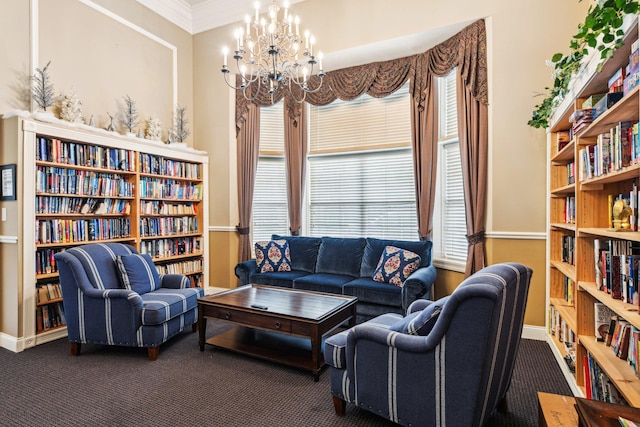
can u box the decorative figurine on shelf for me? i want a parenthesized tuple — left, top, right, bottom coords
(58, 90, 83, 123)
(32, 60, 55, 112)
(612, 197, 632, 229)
(88, 114, 96, 127)
(145, 115, 162, 141)
(106, 112, 115, 132)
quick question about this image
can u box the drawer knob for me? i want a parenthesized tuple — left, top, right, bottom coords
(275, 321, 281, 329)
(224, 311, 231, 320)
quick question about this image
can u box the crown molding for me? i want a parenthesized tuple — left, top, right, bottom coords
(137, 0, 193, 34)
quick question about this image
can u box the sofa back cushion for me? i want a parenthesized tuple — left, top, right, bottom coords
(360, 237, 432, 278)
(315, 237, 366, 277)
(272, 234, 322, 273)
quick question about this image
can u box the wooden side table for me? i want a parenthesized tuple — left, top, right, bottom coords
(537, 392, 578, 427)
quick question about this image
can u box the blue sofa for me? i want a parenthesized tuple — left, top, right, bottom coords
(234, 235, 437, 323)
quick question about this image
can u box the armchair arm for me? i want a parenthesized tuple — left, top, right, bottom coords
(401, 265, 437, 311)
(160, 274, 191, 289)
(235, 260, 257, 286)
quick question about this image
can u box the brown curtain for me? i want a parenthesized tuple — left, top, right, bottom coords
(410, 72, 439, 240)
(283, 97, 307, 235)
(235, 98, 261, 262)
(458, 71, 488, 275)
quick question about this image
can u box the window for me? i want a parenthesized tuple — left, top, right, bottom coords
(307, 84, 418, 239)
(432, 70, 467, 271)
(252, 102, 288, 245)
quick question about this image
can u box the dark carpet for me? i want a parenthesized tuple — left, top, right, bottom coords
(0, 322, 572, 426)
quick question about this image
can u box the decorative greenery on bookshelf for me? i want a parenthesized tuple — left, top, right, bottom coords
(528, 0, 639, 129)
(32, 60, 55, 112)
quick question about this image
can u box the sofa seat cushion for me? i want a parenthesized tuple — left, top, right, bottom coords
(249, 270, 309, 288)
(324, 313, 401, 369)
(139, 288, 202, 326)
(343, 277, 403, 307)
(272, 234, 322, 273)
(315, 237, 366, 277)
(293, 273, 353, 294)
(360, 238, 432, 278)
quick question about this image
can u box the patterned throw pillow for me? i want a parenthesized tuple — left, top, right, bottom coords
(115, 253, 161, 295)
(255, 239, 292, 273)
(372, 245, 421, 286)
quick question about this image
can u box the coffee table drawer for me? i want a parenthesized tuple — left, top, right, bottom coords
(214, 308, 291, 333)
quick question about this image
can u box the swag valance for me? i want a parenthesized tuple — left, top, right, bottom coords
(236, 19, 487, 132)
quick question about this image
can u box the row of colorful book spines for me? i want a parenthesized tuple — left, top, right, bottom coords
(36, 283, 61, 303)
(567, 162, 576, 185)
(156, 259, 203, 275)
(36, 302, 66, 332)
(35, 218, 131, 245)
(564, 277, 575, 305)
(584, 353, 626, 403)
(36, 137, 136, 172)
(139, 182, 202, 200)
(37, 137, 202, 178)
(140, 200, 196, 215)
(563, 196, 576, 223)
(139, 218, 199, 236)
(139, 237, 201, 258)
(36, 171, 135, 197)
(548, 306, 576, 343)
(36, 197, 131, 216)
(139, 154, 201, 179)
(596, 250, 640, 305)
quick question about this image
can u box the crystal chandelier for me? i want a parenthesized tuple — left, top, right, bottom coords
(221, 0, 325, 103)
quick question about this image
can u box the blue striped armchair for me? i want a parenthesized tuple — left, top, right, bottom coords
(55, 243, 204, 360)
(323, 262, 532, 426)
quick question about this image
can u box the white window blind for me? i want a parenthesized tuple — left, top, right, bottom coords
(308, 84, 418, 240)
(252, 103, 288, 244)
(433, 69, 468, 270)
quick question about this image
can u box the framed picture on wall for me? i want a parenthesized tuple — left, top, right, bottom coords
(1, 164, 17, 201)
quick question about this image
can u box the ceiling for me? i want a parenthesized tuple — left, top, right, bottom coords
(137, 0, 475, 71)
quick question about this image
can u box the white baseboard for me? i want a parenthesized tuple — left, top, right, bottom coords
(0, 332, 25, 353)
(204, 286, 228, 295)
(522, 324, 547, 341)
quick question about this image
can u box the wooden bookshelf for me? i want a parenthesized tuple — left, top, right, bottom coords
(546, 15, 640, 406)
(0, 116, 209, 351)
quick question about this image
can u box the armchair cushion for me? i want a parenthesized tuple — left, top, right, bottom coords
(255, 239, 292, 273)
(372, 245, 421, 286)
(116, 253, 161, 295)
(139, 287, 203, 326)
(325, 313, 401, 369)
(389, 296, 449, 335)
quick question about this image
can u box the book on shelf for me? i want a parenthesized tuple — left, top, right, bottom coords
(557, 130, 570, 152)
(594, 302, 616, 342)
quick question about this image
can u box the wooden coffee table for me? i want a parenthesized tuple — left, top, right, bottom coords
(198, 284, 357, 381)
